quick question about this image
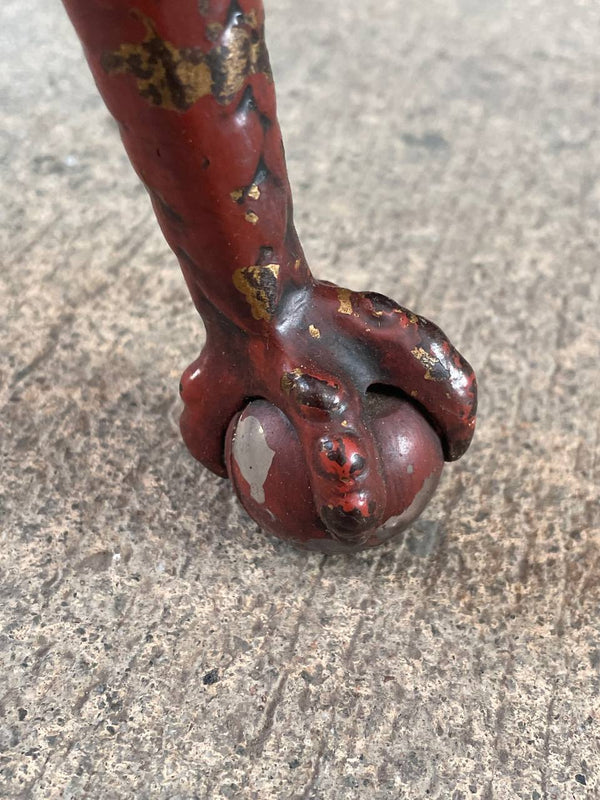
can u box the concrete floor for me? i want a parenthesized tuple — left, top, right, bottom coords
(1, 0, 599, 797)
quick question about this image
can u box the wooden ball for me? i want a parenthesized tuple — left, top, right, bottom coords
(225, 392, 444, 553)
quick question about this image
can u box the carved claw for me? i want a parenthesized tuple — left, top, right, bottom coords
(180, 281, 476, 551)
(340, 288, 478, 460)
(279, 370, 388, 541)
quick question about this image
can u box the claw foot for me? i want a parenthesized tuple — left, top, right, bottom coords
(226, 394, 443, 552)
(180, 281, 476, 552)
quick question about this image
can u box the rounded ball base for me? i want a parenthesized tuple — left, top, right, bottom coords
(225, 392, 444, 553)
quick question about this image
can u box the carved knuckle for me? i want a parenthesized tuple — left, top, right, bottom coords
(354, 292, 420, 329)
(280, 371, 345, 419)
(316, 434, 368, 483)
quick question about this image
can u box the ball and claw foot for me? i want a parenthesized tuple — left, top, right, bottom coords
(180, 280, 477, 552)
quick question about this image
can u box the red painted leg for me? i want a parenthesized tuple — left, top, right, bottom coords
(61, 0, 477, 551)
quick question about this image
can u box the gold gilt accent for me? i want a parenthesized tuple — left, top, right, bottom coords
(411, 346, 442, 381)
(233, 264, 280, 321)
(308, 325, 321, 339)
(280, 368, 303, 394)
(397, 309, 419, 324)
(216, 20, 271, 102)
(102, 10, 272, 111)
(231, 183, 260, 204)
(245, 211, 259, 225)
(102, 14, 211, 111)
(206, 22, 224, 41)
(294, 259, 301, 270)
(337, 288, 353, 315)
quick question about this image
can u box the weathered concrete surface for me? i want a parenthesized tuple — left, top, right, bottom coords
(1, 0, 599, 797)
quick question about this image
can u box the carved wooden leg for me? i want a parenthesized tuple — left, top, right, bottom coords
(61, 0, 477, 552)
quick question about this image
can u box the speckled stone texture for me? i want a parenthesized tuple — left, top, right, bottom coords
(1, 0, 599, 797)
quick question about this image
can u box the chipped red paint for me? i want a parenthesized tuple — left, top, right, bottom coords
(61, 0, 477, 550)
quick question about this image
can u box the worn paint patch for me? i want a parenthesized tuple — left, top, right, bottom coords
(281, 371, 342, 414)
(245, 210, 259, 225)
(411, 346, 450, 381)
(308, 325, 321, 339)
(232, 415, 275, 504)
(337, 288, 353, 315)
(102, 10, 272, 110)
(381, 472, 440, 532)
(231, 181, 261, 206)
(280, 368, 302, 395)
(232, 263, 280, 321)
(102, 14, 211, 111)
(397, 308, 419, 325)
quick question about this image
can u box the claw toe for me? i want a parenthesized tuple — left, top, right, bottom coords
(316, 434, 368, 482)
(320, 493, 380, 544)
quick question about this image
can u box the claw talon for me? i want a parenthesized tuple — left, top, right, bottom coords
(320, 498, 380, 544)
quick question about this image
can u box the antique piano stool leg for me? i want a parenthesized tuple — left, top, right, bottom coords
(61, 0, 477, 552)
